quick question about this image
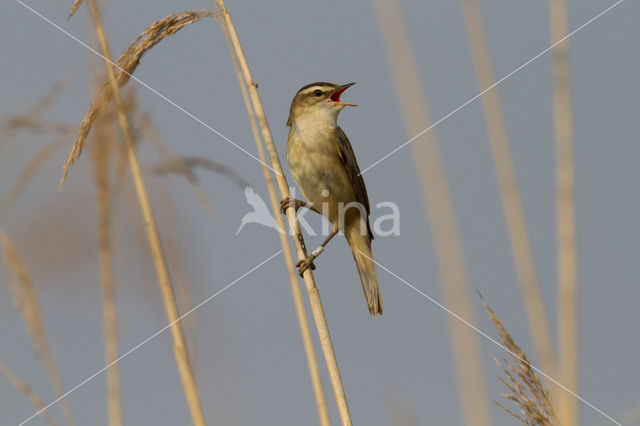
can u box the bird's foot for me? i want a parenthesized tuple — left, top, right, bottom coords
(280, 197, 310, 215)
(296, 246, 324, 276)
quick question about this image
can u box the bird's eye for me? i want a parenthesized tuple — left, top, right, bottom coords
(314, 89, 323, 96)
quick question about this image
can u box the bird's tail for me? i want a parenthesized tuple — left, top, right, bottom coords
(349, 238, 383, 316)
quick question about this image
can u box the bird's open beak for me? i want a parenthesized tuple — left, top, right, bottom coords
(329, 82, 357, 107)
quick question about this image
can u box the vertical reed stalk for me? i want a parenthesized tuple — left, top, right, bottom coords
(549, 1, 578, 425)
(91, 119, 122, 426)
(372, 2, 492, 425)
(459, 0, 556, 376)
(215, 1, 352, 424)
(219, 23, 330, 426)
(85, 1, 206, 424)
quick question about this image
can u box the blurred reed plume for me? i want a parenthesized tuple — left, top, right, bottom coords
(0, 79, 73, 145)
(482, 298, 557, 425)
(0, 139, 67, 217)
(152, 156, 250, 189)
(1, 79, 73, 216)
(460, 0, 556, 378)
(372, 1, 492, 425)
(0, 361, 60, 426)
(1, 231, 75, 426)
(60, 10, 215, 188)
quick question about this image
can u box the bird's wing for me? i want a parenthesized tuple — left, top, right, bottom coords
(336, 126, 371, 216)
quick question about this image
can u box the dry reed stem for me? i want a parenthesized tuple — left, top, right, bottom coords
(219, 21, 330, 426)
(0, 231, 75, 426)
(460, 0, 556, 376)
(482, 299, 557, 425)
(105, 88, 142, 206)
(372, 2, 492, 425)
(81, 2, 207, 424)
(215, 1, 351, 423)
(90, 109, 121, 426)
(1, 138, 68, 217)
(60, 10, 214, 189)
(550, 1, 578, 425)
(0, 361, 60, 426)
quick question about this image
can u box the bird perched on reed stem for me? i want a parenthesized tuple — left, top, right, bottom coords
(282, 82, 383, 316)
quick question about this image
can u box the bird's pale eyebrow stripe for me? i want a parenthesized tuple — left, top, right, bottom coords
(298, 85, 331, 96)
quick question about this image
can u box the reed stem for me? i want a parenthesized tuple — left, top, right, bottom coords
(86, 1, 206, 424)
(460, 0, 556, 377)
(372, 2, 492, 425)
(550, 0, 578, 425)
(215, 1, 352, 424)
(91, 125, 122, 426)
(219, 22, 331, 426)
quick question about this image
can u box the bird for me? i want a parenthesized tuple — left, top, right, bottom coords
(236, 186, 284, 235)
(282, 82, 383, 316)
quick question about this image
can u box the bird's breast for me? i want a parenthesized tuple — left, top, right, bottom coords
(286, 126, 356, 218)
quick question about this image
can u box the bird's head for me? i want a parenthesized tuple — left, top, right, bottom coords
(287, 82, 356, 127)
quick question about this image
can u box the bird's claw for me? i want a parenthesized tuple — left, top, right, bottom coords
(280, 197, 306, 215)
(296, 256, 316, 276)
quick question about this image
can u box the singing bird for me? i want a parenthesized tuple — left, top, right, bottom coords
(282, 82, 383, 316)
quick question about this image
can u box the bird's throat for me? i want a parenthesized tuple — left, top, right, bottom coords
(291, 109, 339, 140)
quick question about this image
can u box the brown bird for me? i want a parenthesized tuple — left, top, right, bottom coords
(282, 82, 383, 316)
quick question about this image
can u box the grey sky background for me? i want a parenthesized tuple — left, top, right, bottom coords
(1, 0, 638, 425)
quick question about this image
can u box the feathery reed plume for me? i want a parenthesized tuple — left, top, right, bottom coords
(60, 10, 214, 188)
(218, 17, 330, 426)
(90, 106, 122, 426)
(1, 138, 67, 217)
(215, 1, 348, 423)
(0, 361, 60, 426)
(459, 0, 556, 376)
(74, 2, 208, 424)
(550, 1, 578, 425)
(372, 2, 492, 425)
(482, 298, 557, 425)
(1, 231, 75, 426)
(152, 156, 250, 189)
